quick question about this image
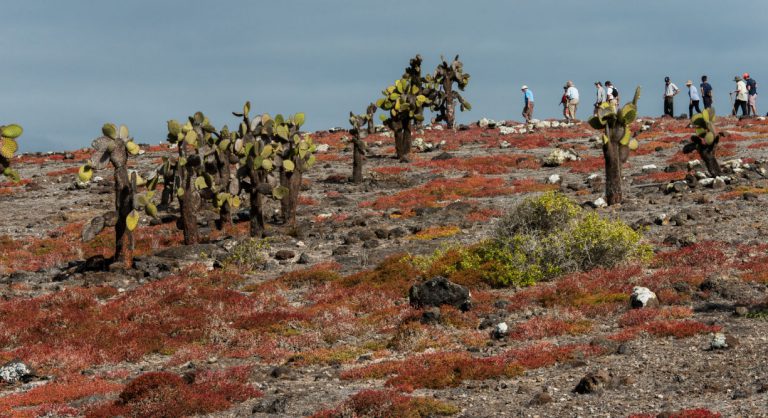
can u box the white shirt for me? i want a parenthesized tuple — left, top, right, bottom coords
(688, 85, 700, 101)
(566, 86, 579, 101)
(665, 83, 679, 97)
(736, 81, 748, 101)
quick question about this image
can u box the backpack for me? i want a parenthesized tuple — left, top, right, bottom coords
(610, 87, 618, 98)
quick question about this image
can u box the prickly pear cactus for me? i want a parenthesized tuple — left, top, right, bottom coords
(376, 55, 433, 162)
(349, 111, 369, 184)
(684, 108, 722, 177)
(230, 102, 315, 234)
(428, 55, 471, 129)
(587, 87, 642, 205)
(79, 123, 145, 264)
(0, 124, 23, 182)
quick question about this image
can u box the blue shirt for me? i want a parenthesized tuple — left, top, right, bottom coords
(700, 82, 712, 98)
(524, 89, 534, 104)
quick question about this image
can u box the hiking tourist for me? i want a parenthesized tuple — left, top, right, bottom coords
(594, 81, 606, 115)
(745, 73, 758, 116)
(606, 81, 619, 109)
(686, 80, 701, 118)
(733, 76, 748, 116)
(560, 85, 569, 120)
(700, 75, 713, 109)
(521, 85, 534, 123)
(663, 76, 679, 117)
(565, 81, 579, 122)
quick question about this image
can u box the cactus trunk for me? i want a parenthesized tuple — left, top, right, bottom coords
(113, 165, 133, 265)
(697, 144, 722, 177)
(280, 168, 302, 227)
(394, 124, 412, 162)
(443, 79, 456, 129)
(178, 168, 199, 245)
(603, 127, 623, 206)
(249, 170, 265, 238)
(352, 140, 364, 184)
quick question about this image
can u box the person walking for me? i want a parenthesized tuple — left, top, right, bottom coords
(560, 86, 570, 120)
(605, 81, 619, 110)
(700, 75, 713, 109)
(593, 81, 606, 115)
(733, 76, 748, 116)
(565, 81, 579, 122)
(686, 80, 701, 118)
(744, 73, 758, 116)
(521, 85, 534, 123)
(663, 76, 679, 117)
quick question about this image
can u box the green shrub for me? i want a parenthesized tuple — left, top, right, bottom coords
(419, 192, 652, 288)
(223, 238, 270, 272)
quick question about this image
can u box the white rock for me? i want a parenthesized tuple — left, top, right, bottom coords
(296, 241, 305, 248)
(543, 148, 579, 166)
(499, 140, 511, 149)
(695, 171, 709, 180)
(587, 173, 600, 181)
(0, 361, 33, 384)
(478, 117, 491, 128)
(498, 126, 516, 135)
(317, 213, 333, 220)
(710, 333, 728, 349)
(433, 124, 444, 131)
(687, 159, 702, 169)
(93, 176, 104, 183)
(723, 159, 743, 170)
(315, 144, 330, 153)
(641, 164, 658, 172)
(493, 322, 508, 339)
(758, 116, 766, 121)
(630, 286, 658, 308)
(546, 174, 562, 184)
(551, 121, 561, 128)
(593, 197, 607, 208)
(698, 178, 715, 187)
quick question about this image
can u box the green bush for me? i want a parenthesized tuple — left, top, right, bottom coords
(223, 238, 270, 272)
(420, 192, 652, 288)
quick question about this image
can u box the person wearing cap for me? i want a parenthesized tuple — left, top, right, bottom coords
(663, 77, 679, 117)
(593, 81, 606, 116)
(605, 81, 619, 110)
(686, 80, 701, 118)
(565, 81, 579, 122)
(733, 76, 748, 116)
(521, 85, 534, 123)
(744, 73, 758, 116)
(700, 75, 713, 109)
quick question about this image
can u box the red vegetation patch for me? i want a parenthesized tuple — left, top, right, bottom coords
(511, 178, 560, 193)
(635, 171, 687, 183)
(360, 175, 513, 211)
(629, 409, 722, 418)
(565, 156, 604, 174)
(340, 351, 522, 391)
(0, 375, 121, 416)
(653, 241, 727, 268)
(372, 165, 410, 175)
(466, 208, 503, 222)
(46, 167, 81, 177)
(503, 342, 604, 369)
(414, 154, 539, 174)
(311, 389, 458, 418)
(509, 316, 592, 340)
(87, 368, 261, 418)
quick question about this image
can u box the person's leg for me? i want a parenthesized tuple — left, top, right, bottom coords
(749, 95, 757, 115)
(703, 97, 712, 109)
(664, 97, 672, 116)
(693, 100, 701, 114)
(689, 102, 694, 118)
(522, 104, 528, 122)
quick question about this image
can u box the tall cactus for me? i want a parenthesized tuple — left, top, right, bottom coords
(165, 112, 213, 244)
(429, 55, 471, 129)
(231, 102, 315, 236)
(365, 103, 377, 135)
(683, 108, 722, 177)
(588, 87, 642, 205)
(78, 124, 145, 264)
(349, 111, 369, 184)
(0, 124, 23, 182)
(376, 54, 433, 162)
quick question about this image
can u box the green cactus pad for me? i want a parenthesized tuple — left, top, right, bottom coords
(102, 123, 117, 139)
(194, 176, 208, 190)
(118, 125, 129, 140)
(78, 164, 93, 182)
(283, 159, 295, 172)
(588, 116, 606, 130)
(3, 167, 20, 182)
(628, 138, 639, 151)
(619, 129, 631, 146)
(0, 138, 18, 159)
(145, 203, 158, 218)
(704, 132, 715, 145)
(168, 120, 181, 136)
(126, 141, 140, 155)
(272, 185, 289, 199)
(0, 124, 23, 139)
(126, 210, 140, 232)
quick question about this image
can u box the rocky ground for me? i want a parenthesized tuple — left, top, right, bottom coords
(2, 115, 768, 417)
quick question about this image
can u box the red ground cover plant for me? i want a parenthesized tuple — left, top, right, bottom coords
(465, 207, 503, 222)
(45, 166, 80, 177)
(0, 375, 121, 416)
(634, 171, 687, 183)
(747, 141, 768, 149)
(508, 316, 592, 340)
(86, 367, 261, 418)
(629, 408, 722, 418)
(414, 154, 539, 175)
(564, 155, 606, 174)
(311, 389, 459, 418)
(372, 165, 410, 175)
(359, 175, 514, 211)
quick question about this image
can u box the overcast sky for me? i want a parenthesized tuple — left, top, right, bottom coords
(3, 0, 767, 152)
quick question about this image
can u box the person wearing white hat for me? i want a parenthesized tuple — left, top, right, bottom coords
(521, 85, 534, 123)
(686, 80, 701, 118)
(733, 76, 748, 116)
